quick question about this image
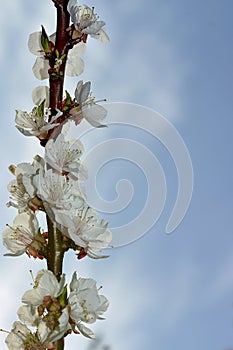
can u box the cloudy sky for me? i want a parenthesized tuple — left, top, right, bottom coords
(0, 0, 233, 349)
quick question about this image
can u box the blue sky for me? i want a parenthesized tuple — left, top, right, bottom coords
(0, 0, 233, 349)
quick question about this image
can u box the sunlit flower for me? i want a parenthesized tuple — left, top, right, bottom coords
(8, 307, 68, 348)
(70, 80, 107, 127)
(7, 178, 32, 213)
(68, 272, 109, 338)
(19, 270, 70, 344)
(7, 159, 44, 213)
(67, 1, 109, 42)
(22, 270, 65, 306)
(15, 106, 62, 139)
(54, 205, 112, 258)
(37, 307, 70, 344)
(33, 168, 85, 213)
(5, 321, 46, 350)
(17, 304, 71, 344)
(28, 31, 85, 80)
(2, 212, 43, 257)
(45, 132, 87, 181)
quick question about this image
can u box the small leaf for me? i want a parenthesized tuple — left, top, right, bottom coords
(55, 49, 60, 59)
(64, 90, 72, 109)
(61, 53, 67, 61)
(58, 285, 67, 307)
(41, 25, 51, 54)
(37, 100, 45, 118)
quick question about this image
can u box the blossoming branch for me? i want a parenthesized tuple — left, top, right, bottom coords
(2, 1, 112, 349)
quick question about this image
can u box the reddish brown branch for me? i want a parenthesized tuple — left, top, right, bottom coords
(52, 0, 63, 8)
(49, 0, 70, 112)
(47, 2, 71, 349)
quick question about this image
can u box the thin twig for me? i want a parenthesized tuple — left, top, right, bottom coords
(52, 0, 63, 8)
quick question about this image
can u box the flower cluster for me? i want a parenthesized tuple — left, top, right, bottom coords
(4, 125, 112, 260)
(5, 270, 109, 348)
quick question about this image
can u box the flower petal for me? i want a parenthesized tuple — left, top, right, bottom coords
(32, 86, 50, 107)
(77, 322, 95, 339)
(17, 305, 38, 326)
(5, 322, 31, 350)
(69, 41, 86, 56)
(28, 32, 43, 56)
(91, 28, 110, 43)
(66, 56, 84, 77)
(67, 0, 79, 25)
(15, 125, 37, 137)
(15, 110, 31, 128)
(82, 21, 105, 35)
(76, 81, 91, 105)
(32, 57, 50, 80)
(82, 104, 107, 128)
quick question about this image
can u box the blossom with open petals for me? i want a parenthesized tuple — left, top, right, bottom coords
(15, 106, 62, 139)
(7, 159, 44, 213)
(19, 270, 70, 344)
(5, 321, 46, 350)
(68, 272, 109, 338)
(17, 304, 70, 344)
(7, 178, 32, 213)
(70, 80, 107, 127)
(33, 168, 84, 214)
(67, 1, 109, 42)
(55, 205, 112, 258)
(37, 307, 70, 344)
(22, 270, 65, 306)
(2, 212, 43, 257)
(45, 132, 87, 181)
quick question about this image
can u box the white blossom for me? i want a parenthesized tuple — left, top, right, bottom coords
(2, 212, 40, 257)
(37, 307, 70, 344)
(5, 315, 65, 349)
(15, 106, 62, 139)
(45, 132, 87, 181)
(18, 271, 70, 344)
(7, 159, 44, 213)
(69, 273, 109, 338)
(33, 168, 84, 213)
(28, 31, 85, 80)
(70, 80, 107, 127)
(22, 270, 65, 306)
(7, 178, 32, 213)
(5, 321, 45, 350)
(55, 206, 112, 258)
(67, 1, 109, 42)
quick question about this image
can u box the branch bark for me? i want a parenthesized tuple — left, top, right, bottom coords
(46, 214, 65, 279)
(49, 0, 70, 112)
(47, 0, 70, 275)
(46, 1, 70, 349)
